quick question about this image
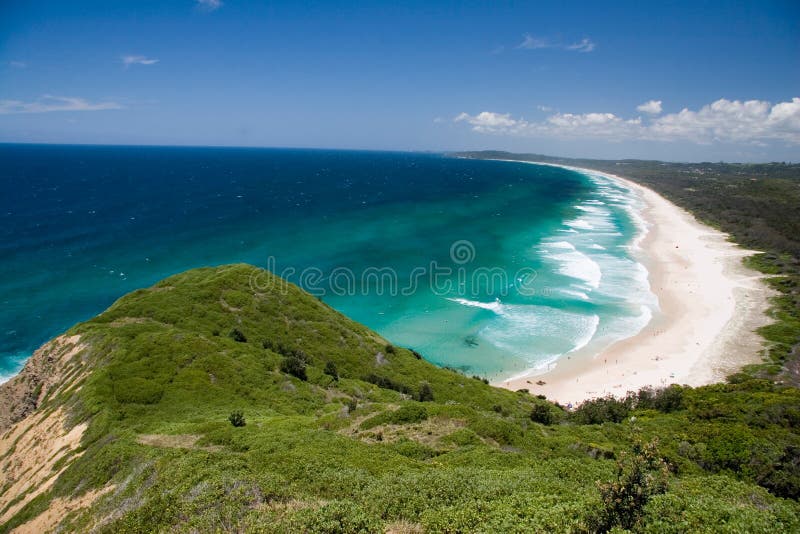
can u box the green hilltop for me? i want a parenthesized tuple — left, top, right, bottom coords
(1, 263, 799, 532)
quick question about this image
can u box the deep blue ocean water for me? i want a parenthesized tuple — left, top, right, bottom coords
(0, 145, 656, 381)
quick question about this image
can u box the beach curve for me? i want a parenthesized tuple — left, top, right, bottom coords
(494, 161, 776, 405)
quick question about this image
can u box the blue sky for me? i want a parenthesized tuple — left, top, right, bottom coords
(1, 0, 798, 161)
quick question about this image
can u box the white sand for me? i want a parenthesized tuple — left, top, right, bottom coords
(495, 163, 775, 405)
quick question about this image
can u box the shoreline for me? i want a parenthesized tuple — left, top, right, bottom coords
(493, 161, 775, 405)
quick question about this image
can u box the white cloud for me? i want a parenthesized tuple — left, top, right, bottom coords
(0, 95, 123, 114)
(566, 38, 596, 53)
(122, 55, 159, 67)
(517, 35, 550, 50)
(8, 61, 26, 68)
(454, 97, 800, 145)
(196, 0, 223, 11)
(516, 35, 596, 52)
(637, 100, 662, 115)
(455, 111, 527, 134)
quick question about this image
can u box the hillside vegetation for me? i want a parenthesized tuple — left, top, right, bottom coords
(0, 263, 799, 533)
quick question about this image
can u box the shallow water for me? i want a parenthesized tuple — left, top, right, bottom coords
(0, 145, 656, 381)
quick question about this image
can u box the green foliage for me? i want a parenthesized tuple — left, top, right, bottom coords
(364, 373, 412, 396)
(595, 438, 670, 532)
(323, 360, 339, 381)
(280, 354, 307, 381)
(228, 410, 246, 427)
(291, 501, 382, 533)
(417, 381, 434, 402)
(113, 377, 164, 404)
(227, 328, 247, 343)
(572, 395, 632, 424)
(3, 264, 799, 532)
(361, 403, 428, 429)
(530, 403, 555, 425)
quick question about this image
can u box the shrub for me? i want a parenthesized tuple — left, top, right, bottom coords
(228, 328, 247, 343)
(114, 377, 163, 404)
(411, 349, 423, 360)
(530, 404, 554, 425)
(293, 501, 382, 533)
(364, 373, 412, 395)
(385, 343, 396, 354)
(386, 404, 428, 425)
(361, 403, 428, 429)
(636, 385, 684, 412)
(594, 438, 669, 531)
(572, 395, 632, 424)
(418, 381, 434, 402)
(281, 355, 307, 381)
(228, 410, 246, 427)
(324, 361, 339, 381)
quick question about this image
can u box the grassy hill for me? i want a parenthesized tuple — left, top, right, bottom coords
(1, 264, 799, 533)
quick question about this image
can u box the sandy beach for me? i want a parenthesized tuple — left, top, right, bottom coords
(497, 163, 775, 405)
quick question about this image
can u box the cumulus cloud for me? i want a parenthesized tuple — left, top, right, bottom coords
(454, 97, 800, 145)
(196, 0, 223, 11)
(0, 95, 123, 114)
(637, 100, 662, 115)
(516, 35, 596, 52)
(455, 111, 526, 134)
(122, 55, 159, 67)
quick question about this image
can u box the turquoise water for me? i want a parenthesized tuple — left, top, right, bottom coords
(0, 145, 656, 381)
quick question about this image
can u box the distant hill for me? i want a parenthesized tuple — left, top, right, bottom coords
(1, 263, 798, 532)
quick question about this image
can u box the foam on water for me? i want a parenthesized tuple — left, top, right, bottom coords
(446, 297, 504, 314)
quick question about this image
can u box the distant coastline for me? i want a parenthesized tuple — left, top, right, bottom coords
(493, 161, 775, 404)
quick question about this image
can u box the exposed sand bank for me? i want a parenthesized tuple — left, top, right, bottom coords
(496, 163, 775, 405)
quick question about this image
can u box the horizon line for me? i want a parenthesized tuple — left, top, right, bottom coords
(0, 141, 797, 166)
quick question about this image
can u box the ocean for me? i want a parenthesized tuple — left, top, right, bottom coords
(0, 145, 657, 382)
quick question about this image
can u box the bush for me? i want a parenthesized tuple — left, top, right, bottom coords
(361, 403, 428, 429)
(294, 501, 382, 533)
(594, 438, 669, 531)
(114, 377, 164, 404)
(364, 373, 412, 395)
(572, 395, 632, 424)
(636, 385, 684, 412)
(228, 328, 247, 343)
(418, 381, 434, 402)
(228, 410, 246, 427)
(385, 343, 396, 354)
(530, 404, 554, 425)
(324, 361, 339, 381)
(281, 355, 307, 381)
